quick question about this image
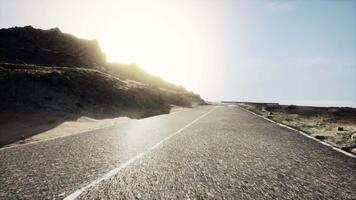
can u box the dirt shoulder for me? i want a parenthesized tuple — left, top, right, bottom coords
(238, 103, 356, 155)
(3, 105, 190, 148)
(5, 116, 132, 148)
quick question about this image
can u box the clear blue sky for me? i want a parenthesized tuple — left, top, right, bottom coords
(1, 0, 355, 107)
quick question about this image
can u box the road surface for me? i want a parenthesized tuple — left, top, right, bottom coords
(0, 105, 355, 199)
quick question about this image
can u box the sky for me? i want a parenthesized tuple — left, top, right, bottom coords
(1, 0, 355, 107)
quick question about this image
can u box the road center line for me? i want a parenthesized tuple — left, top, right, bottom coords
(64, 106, 217, 200)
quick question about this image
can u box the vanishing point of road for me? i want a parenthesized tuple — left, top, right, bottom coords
(0, 105, 355, 199)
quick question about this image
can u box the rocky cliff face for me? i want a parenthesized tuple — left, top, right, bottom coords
(0, 26, 106, 67)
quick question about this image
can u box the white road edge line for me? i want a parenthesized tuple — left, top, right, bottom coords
(64, 106, 217, 200)
(238, 106, 356, 159)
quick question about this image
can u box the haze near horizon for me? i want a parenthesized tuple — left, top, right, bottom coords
(1, 0, 355, 107)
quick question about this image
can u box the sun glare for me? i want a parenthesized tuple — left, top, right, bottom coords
(98, 10, 196, 85)
(90, 0, 226, 95)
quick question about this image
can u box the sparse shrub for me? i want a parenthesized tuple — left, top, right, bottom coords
(315, 135, 327, 140)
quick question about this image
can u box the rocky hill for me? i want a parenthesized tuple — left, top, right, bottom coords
(0, 26, 194, 92)
(0, 26, 106, 67)
(0, 26, 205, 146)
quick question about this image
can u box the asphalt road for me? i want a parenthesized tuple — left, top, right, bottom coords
(0, 105, 355, 199)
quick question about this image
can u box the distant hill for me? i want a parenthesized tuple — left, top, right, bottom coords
(0, 26, 205, 146)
